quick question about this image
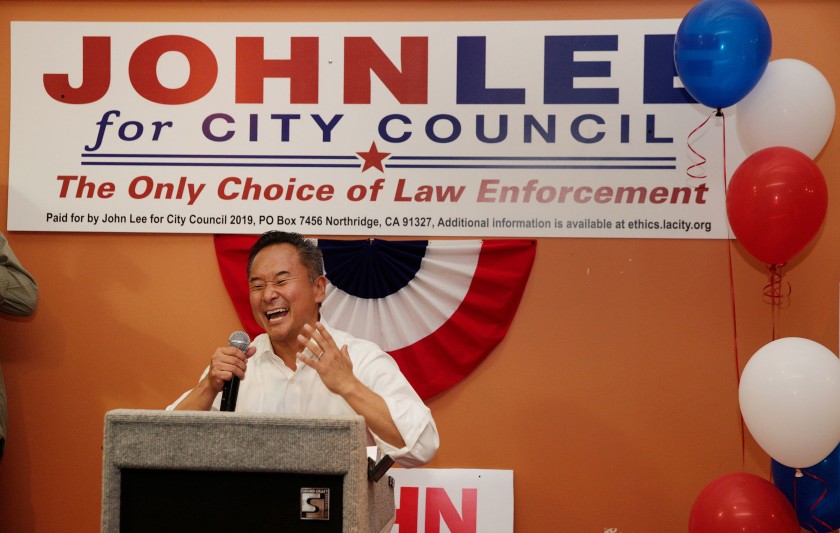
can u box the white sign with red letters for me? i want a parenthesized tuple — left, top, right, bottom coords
(388, 468, 513, 533)
(9, 21, 743, 238)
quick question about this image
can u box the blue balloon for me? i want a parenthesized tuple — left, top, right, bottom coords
(674, 0, 772, 109)
(772, 443, 840, 532)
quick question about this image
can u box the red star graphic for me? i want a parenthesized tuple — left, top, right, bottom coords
(356, 142, 391, 173)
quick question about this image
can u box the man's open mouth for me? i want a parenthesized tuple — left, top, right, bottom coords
(265, 308, 289, 321)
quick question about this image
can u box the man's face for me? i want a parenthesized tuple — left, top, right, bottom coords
(248, 243, 325, 353)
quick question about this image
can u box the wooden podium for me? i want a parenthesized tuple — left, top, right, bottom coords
(101, 409, 395, 532)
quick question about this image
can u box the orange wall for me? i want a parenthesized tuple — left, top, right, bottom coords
(1, 1, 838, 531)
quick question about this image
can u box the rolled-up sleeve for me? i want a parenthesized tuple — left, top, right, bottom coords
(374, 396, 439, 467)
(355, 341, 440, 467)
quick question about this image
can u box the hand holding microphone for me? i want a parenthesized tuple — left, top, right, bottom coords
(220, 331, 251, 412)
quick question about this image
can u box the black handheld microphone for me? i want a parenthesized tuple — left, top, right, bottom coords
(220, 331, 250, 412)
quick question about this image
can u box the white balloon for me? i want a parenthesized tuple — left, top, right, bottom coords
(736, 59, 835, 159)
(738, 337, 840, 468)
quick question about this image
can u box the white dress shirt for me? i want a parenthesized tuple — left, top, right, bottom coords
(169, 324, 439, 467)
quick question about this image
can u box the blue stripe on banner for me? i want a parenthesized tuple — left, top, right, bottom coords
(318, 240, 429, 299)
(80, 153, 675, 170)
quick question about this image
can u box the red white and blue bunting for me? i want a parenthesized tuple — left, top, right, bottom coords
(214, 236, 536, 398)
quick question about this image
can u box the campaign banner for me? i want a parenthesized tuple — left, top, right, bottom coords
(388, 468, 513, 533)
(9, 20, 741, 237)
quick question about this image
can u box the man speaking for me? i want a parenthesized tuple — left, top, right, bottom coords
(168, 231, 439, 467)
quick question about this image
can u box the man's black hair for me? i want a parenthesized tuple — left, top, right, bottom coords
(247, 231, 324, 282)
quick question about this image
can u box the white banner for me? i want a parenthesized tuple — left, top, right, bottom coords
(388, 468, 513, 533)
(9, 21, 742, 237)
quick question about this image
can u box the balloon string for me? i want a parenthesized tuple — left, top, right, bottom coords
(726, 238, 746, 468)
(719, 109, 727, 186)
(685, 110, 717, 179)
(801, 470, 835, 531)
(718, 109, 746, 467)
(763, 264, 790, 340)
(793, 473, 822, 533)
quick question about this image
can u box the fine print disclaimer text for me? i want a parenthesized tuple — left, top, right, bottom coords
(44, 211, 713, 234)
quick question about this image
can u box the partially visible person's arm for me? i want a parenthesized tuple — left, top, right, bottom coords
(0, 231, 38, 317)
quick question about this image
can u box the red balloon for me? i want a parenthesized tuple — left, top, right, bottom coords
(689, 473, 800, 532)
(727, 146, 827, 265)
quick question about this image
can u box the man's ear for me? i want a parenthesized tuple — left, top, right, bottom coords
(313, 274, 327, 304)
